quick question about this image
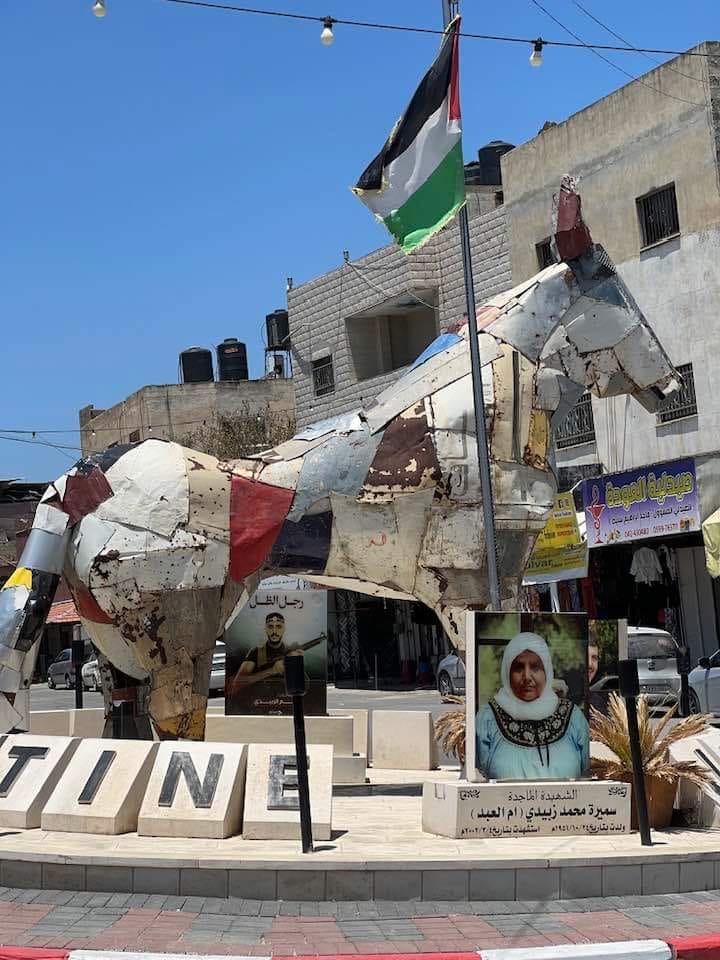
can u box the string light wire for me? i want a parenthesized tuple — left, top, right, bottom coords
(158, 0, 713, 59)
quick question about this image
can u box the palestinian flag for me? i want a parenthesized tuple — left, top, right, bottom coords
(353, 17, 464, 254)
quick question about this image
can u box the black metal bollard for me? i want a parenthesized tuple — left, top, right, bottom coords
(618, 659, 651, 846)
(285, 651, 313, 854)
(71, 632, 84, 710)
(676, 645, 692, 717)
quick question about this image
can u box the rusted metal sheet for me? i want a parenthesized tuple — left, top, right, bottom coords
(361, 402, 441, 501)
(553, 175, 593, 260)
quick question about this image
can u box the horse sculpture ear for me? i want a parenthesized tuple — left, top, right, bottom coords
(552, 175, 594, 261)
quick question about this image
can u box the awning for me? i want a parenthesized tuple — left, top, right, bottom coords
(702, 507, 720, 578)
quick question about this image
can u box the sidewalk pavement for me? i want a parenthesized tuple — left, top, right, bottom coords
(1, 887, 720, 954)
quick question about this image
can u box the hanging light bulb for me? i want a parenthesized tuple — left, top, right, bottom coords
(320, 17, 335, 46)
(529, 39, 544, 67)
(92, 0, 107, 16)
(91, 429, 96, 439)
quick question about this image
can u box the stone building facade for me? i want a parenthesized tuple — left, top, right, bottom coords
(288, 190, 511, 428)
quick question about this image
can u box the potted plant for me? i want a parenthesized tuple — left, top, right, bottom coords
(591, 692, 712, 829)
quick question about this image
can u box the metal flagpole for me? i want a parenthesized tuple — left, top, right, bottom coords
(442, 0, 502, 611)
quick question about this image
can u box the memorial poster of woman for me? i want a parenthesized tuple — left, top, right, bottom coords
(466, 612, 590, 782)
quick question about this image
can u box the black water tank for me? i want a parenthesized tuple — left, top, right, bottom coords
(465, 140, 515, 186)
(266, 309, 290, 350)
(180, 347, 214, 383)
(217, 338, 249, 381)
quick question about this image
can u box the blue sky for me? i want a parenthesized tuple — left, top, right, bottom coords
(2, 0, 717, 481)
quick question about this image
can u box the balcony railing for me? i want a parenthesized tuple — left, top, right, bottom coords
(555, 393, 596, 448)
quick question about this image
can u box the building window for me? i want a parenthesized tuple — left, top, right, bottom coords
(657, 363, 697, 423)
(555, 393, 596, 448)
(346, 292, 438, 382)
(536, 238, 555, 270)
(129, 429, 140, 443)
(637, 184, 680, 249)
(312, 356, 335, 397)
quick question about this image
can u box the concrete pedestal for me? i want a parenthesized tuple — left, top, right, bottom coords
(372, 711, 438, 770)
(0, 734, 78, 829)
(41, 739, 158, 834)
(243, 743, 333, 841)
(206, 715, 353, 756)
(423, 779, 631, 839)
(138, 741, 248, 839)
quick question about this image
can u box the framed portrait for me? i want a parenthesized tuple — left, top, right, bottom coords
(466, 612, 590, 782)
(225, 587, 327, 716)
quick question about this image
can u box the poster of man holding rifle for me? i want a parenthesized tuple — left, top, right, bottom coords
(225, 583, 328, 715)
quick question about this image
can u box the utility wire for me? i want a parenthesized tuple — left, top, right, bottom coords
(528, 0, 705, 107)
(570, 0, 706, 85)
(159, 0, 713, 58)
(0, 435, 80, 460)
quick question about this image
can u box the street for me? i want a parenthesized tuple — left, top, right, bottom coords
(30, 683, 457, 721)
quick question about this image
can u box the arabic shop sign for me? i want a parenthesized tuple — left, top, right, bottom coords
(583, 458, 700, 548)
(523, 493, 588, 584)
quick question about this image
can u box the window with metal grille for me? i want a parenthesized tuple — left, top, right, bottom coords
(536, 238, 555, 270)
(555, 393, 596, 448)
(312, 356, 335, 397)
(657, 362, 697, 423)
(637, 184, 680, 248)
(129, 429, 140, 443)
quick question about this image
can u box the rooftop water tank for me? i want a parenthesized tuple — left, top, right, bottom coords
(266, 309, 290, 350)
(180, 347, 214, 383)
(217, 338, 249, 381)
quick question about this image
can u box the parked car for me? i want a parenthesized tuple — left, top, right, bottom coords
(210, 641, 226, 697)
(437, 652, 465, 697)
(82, 657, 101, 692)
(47, 648, 74, 689)
(625, 626, 720, 716)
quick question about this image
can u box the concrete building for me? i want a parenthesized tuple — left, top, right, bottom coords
(288, 144, 513, 429)
(79, 378, 295, 456)
(501, 42, 720, 661)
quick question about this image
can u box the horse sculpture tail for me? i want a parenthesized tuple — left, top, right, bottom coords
(0, 459, 115, 729)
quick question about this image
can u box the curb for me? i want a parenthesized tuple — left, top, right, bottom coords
(0, 940, 718, 959)
(667, 935, 720, 960)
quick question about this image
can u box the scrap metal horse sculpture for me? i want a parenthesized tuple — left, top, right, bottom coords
(0, 182, 680, 738)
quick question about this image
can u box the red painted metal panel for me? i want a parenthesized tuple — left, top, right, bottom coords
(62, 468, 113, 525)
(229, 476, 294, 581)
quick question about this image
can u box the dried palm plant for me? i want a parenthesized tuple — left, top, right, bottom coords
(590, 692, 712, 788)
(434, 695, 466, 764)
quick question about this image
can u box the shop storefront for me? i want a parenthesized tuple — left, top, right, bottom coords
(582, 458, 719, 661)
(524, 458, 720, 662)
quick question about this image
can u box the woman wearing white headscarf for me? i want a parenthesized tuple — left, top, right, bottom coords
(475, 632, 589, 780)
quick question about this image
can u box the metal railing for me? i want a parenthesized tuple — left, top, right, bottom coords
(657, 363, 697, 423)
(312, 357, 335, 397)
(555, 393, 596, 448)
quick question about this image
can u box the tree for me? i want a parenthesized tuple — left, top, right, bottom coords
(179, 404, 296, 461)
